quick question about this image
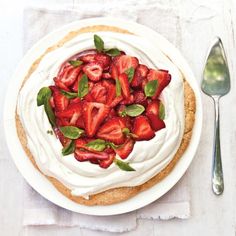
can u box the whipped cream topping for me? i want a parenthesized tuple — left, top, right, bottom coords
(17, 32, 185, 197)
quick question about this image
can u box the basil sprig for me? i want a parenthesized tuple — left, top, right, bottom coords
(114, 159, 135, 171)
(86, 139, 106, 152)
(94, 35, 121, 56)
(37, 87, 56, 127)
(144, 80, 158, 97)
(62, 140, 75, 156)
(59, 126, 84, 139)
(78, 74, 89, 98)
(116, 78, 121, 97)
(159, 102, 165, 120)
(125, 67, 135, 83)
(68, 60, 83, 67)
(124, 104, 145, 117)
(60, 90, 78, 99)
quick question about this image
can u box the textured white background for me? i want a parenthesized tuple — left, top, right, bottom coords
(0, 0, 235, 235)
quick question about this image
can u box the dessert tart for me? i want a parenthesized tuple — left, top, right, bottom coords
(17, 25, 196, 206)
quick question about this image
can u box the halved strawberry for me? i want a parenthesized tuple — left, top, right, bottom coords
(99, 149, 115, 169)
(55, 102, 82, 125)
(53, 77, 69, 91)
(132, 115, 155, 141)
(90, 83, 107, 104)
(115, 139, 134, 159)
(146, 69, 171, 98)
(71, 72, 84, 92)
(74, 149, 109, 162)
(146, 100, 165, 131)
(133, 90, 147, 106)
(101, 80, 116, 106)
(82, 102, 110, 137)
(131, 64, 149, 88)
(51, 87, 69, 111)
(57, 65, 81, 87)
(97, 117, 126, 145)
(115, 55, 139, 74)
(110, 64, 119, 80)
(118, 73, 130, 99)
(95, 53, 111, 69)
(82, 62, 103, 81)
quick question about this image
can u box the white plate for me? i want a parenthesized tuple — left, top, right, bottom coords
(4, 17, 202, 216)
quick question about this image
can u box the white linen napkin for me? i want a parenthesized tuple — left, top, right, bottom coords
(22, 5, 190, 233)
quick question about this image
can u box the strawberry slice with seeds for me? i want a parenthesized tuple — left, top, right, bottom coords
(146, 69, 171, 98)
(133, 90, 147, 106)
(97, 117, 126, 145)
(115, 55, 139, 74)
(132, 115, 155, 141)
(146, 100, 165, 131)
(51, 87, 69, 111)
(131, 64, 149, 88)
(118, 73, 130, 99)
(90, 83, 107, 104)
(74, 149, 109, 162)
(101, 80, 116, 106)
(115, 139, 134, 159)
(82, 62, 103, 81)
(82, 102, 110, 137)
(99, 149, 115, 169)
(80, 54, 96, 63)
(53, 77, 69, 91)
(95, 53, 111, 69)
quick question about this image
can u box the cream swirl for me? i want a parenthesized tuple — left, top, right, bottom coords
(17, 32, 185, 197)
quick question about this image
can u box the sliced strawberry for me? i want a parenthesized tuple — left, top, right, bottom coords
(101, 80, 116, 106)
(110, 64, 119, 80)
(70, 97, 81, 104)
(82, 62, 103, 81)
(80, 54, 96, 63)
(74, 149, 109, 162)
(53, 77, 69, 91)
(146, 69, 171, 98)
(105, 108, 117, 121)
(131, 64, 149, 88)
(120, 94, 134, 105)
(51, 87, 69, 111)
(71, 72, 84, 92)
(95, 53, 111, 69)
(102, 72, 112, 79)
(57, 65, 81, 87)
(118, 73, 130, 99)
(116, 104, 126, 116)
(76, 116, 85, 129)
(49, 97, 55, 108)
(115, 139, 134, 159)
(97, 117, 126, 145)
(146, 113, 165, 131)
(75, 138, 87, 148)
(99, 149, 115, 169)
(56, 118, 70, 127)
(146, 100, 165, 131)
(115, 55, 139, 74)
(109, 95, 123, 107)
(133, 90, 147, 106)
(90, 83, 107, 104)
(132, 115, 155, 141)
(82, 102, 110, 137)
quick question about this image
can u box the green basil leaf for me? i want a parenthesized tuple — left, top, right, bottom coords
(86, 139, 106, 152)
(116, 78, 121, 97)
(62, 140, 75, 156)
(60, 126, 84, 139)
(68, 60, 83, 67)
(37, 87, 51, 106)
(125, 67, 135, 83)
(44, 97, 56, 127)
(104, 48, 120, 56)
(125, 104, 145, 117)
(60, 90, 78, 99)
(94, 34, 104, 52)
(106, 142, 120, 150)
(78, 74, 89, 98)
(159, 102, 165, 120)
(114, 159, 135, 171)
(144, 80, 158, 97)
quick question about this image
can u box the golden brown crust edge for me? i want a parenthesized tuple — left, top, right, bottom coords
(16, 25, 196, 206)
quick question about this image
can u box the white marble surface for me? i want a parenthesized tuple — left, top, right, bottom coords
(0, 0, 235, 235)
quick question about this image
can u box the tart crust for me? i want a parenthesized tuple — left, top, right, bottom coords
(16, 25, 196, 206)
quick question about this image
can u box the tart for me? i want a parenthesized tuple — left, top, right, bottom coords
(17, 25, 196, 205)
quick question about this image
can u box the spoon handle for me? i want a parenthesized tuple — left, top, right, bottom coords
(212, 96, 224, 195)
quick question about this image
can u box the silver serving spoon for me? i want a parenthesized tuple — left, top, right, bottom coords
(202, 37, 230, 195)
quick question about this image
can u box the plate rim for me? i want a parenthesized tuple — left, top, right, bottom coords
(4, 17, 202, 216)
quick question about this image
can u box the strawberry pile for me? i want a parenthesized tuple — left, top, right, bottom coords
(37, 35, 171, 171)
